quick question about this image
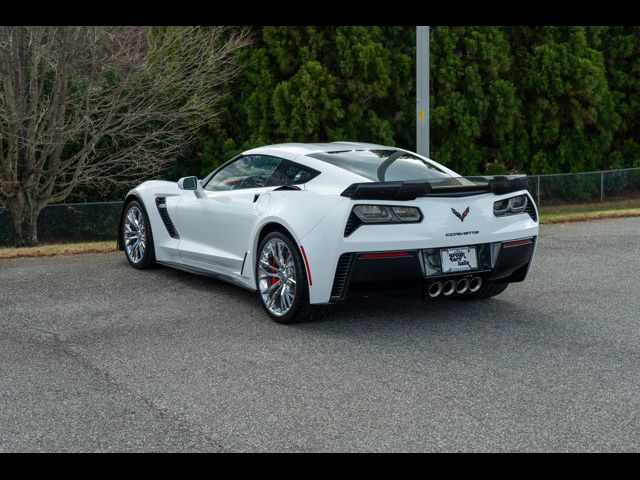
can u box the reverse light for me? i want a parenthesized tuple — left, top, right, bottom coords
(494, 194, 528, 216)
(391, 206, 422, 222)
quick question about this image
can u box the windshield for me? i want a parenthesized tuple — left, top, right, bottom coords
(308, 149, 452, 182)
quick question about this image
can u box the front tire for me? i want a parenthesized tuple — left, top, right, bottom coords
(121, 200, 156, 269)
(256, 231, 317, 324)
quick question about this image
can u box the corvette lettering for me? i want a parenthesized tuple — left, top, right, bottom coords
(446, 231, 479, 236)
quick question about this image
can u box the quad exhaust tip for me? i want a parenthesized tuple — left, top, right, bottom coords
(469, 276, 482, 293)
(442, 280, 456, 296)
(428, 282, 443, 298)
(455, 278, 470, 295)
(428, 276, 482, 298)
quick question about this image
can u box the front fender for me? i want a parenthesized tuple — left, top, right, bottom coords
(117, 181, 182, 253)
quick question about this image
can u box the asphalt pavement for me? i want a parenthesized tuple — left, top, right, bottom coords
(1, 217, 639, 452)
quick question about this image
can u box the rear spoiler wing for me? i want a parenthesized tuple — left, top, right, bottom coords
(340, 175, 529, 201)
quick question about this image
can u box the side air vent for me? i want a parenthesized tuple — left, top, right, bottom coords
(344, 212, 361, 237)
(155, 197, 180, 239)
(525, 199, 538, 222)
(330, 253, 354, 301)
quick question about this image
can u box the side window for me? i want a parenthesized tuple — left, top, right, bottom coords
(268, 160, 320, 187)
(205, 155, 282, 192)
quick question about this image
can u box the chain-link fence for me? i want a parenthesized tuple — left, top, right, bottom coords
(0, 201, 123, 247)
(1, 167, 639, 246)
(526, 167, 640, 206)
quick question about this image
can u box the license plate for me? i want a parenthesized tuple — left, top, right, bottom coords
(440, 247, 478, 273)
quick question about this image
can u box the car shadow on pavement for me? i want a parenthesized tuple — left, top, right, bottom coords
(306, 295, 533, 326)
(150, 262, 543, 334)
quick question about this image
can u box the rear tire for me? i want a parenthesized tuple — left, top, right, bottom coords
(454, 281, 508, 301)
(121, 200, 156, 270)
(256, 231, 322, 324)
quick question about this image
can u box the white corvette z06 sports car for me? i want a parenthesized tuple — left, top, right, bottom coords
(118, 142, 539, 323)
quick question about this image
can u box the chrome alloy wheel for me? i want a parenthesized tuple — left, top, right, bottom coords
(258, 239, 297, 317)
(123, 205, 147, 264)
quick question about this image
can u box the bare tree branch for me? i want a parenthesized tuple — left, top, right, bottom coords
(0, 26, 250, 246)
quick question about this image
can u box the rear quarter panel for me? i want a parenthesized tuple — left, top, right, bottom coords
(246, 190, 349, 291)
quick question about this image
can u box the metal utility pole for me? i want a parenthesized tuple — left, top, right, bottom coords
(416, 26, 429, 157)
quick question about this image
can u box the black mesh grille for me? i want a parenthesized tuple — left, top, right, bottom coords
(525, 199, 538, 222)
(330, 253, 354, 300)
(344, 212, 361, 236)
(155, 197, 180, 239)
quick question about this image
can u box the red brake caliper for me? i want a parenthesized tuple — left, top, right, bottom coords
(270, 255, 279, 285)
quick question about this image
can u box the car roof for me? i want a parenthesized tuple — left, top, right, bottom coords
(242, 142, 392, 159)
(239, 141, 460, 186)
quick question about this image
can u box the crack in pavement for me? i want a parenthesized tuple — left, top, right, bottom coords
(3, 322, 231, 452)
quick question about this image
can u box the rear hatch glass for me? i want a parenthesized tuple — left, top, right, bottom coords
(308, 149, 452, 182)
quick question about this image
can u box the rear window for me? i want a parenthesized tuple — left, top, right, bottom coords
(277, 160, 320, 186)
(308, 149, 452, 182)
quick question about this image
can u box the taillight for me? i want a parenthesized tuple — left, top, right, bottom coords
(351, 205, 422, 224)
(345, 205, 423, 237)
(494, 194, 528, 216)
(352, 205, 393, 223)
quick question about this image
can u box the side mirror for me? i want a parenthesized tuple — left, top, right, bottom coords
(178, 176, 200, 191)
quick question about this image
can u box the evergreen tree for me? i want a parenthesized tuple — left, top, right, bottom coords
(430, 26, 523, 175)
(200, 26, 415, 175)
(588, 26, 640, 168)
(70, 26, 640, 196)
(508, 26, 620, 173)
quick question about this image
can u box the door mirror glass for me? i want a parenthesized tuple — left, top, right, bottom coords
(178, 176, 199, 191)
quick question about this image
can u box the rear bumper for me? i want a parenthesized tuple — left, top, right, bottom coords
(299, 190, 539, 304)
(329, 237, 536, 302)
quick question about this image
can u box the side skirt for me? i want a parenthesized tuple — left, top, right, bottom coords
(157, 260, 257, 292)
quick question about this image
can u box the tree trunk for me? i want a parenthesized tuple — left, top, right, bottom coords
(8, 200, 40, 247)
(13, 214, 39, 247)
